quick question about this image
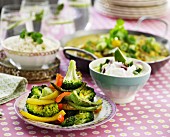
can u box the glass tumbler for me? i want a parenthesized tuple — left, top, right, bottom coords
(0, 5, 29, 40)
(68, 0, 91, 31)
(20, 0, 50, 32)
(41, 2, 77, 40)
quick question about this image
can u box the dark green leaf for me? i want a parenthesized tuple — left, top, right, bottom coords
(109, 19, 128, 41)
(142, 45, 151, 53)
(36, 38, 43, 44)
(20, 29, 26, 39)
(55, 3, 64, 15)
(35, 10, 44, 22)
(127, 35, 136, 44)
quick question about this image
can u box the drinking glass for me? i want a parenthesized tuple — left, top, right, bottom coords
(20, 0, 50, 32)
(68, 0, 91, 31)
(41, 2, 77, 40)
(0, 5, 28, 40)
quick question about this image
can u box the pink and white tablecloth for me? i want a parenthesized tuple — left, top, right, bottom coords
(0, 6, 170, 137)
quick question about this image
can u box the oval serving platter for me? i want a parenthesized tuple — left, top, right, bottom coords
(14, 91, 116, 131)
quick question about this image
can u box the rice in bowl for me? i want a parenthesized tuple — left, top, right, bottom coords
(2, 35, 60, 68)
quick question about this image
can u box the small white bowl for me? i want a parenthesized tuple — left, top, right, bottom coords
(2, 35, 60, 69)
(89, 57, 151, 104)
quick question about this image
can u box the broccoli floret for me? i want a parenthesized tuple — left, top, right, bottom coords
(79, 86, 96, 102)
(28, 87, 42, 99)
(26, 103, 59, 117)
(65, 84, 102, 107)
(61, 116, 75, 127)
(41, 87, 53, 97)
(61, 60, 82, 90)
(74, 111, 94, 125)
(61, 111, 94, 127)
(28, 85, 53, 99)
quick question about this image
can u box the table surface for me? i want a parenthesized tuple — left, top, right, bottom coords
(1, 6, 170, 137)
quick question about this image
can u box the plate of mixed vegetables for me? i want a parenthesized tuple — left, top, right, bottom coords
(14, 60, 116, 131)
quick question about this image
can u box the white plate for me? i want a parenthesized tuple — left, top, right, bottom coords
(94, 1, 168, 19)
(106, 0, 167, 7)
(14, 91, 116, 131)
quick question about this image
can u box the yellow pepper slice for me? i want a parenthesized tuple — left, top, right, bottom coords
(112, 39, 121, 47)
(20, 110, 66, 122)
(26, 98, 55, 105)
(40, 90, 60, 100)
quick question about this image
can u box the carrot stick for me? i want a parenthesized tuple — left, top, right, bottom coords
(56, 92, 71, 103)
(56, 73, 64, 87)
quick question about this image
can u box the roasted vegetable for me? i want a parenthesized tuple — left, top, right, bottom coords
(61, 60, 83, 90)
(67, 101, 101, 111)
(41, 87, 53, 97)
(20, 110, 66, 122)
(50, 81, 86, 93)
(50, 82, 70, 92)
(61, 116, 75, 127)
(40, 90, 60, 100)
(64, 84, 102, 107)
(26, 98, 55, 105)
(28, 85, 53, 99)
(61, 111, 94, 127)
(28, 85, 45, 99)
(26, 103, 59, 117)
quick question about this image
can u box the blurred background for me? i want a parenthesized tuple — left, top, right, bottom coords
(0, 0, 95, 11)
(0, 0, 58, 8)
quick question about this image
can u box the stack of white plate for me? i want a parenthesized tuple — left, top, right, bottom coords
(94, 0, 168, 19)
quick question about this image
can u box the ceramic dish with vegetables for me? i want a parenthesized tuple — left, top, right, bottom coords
(14, 60, 116, 130)
(2, 30, 60, 69)
(89, 48, 151, 104)
(62, 19, 170, 73)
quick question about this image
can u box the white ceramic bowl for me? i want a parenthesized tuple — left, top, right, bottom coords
(89, 57, 151, 104)
(2, 35, 60, 69)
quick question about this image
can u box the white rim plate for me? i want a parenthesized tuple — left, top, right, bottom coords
(106, 0, 167, 7)
(14, 91, 116, 131)
(94, 1, 168, 19)
(96, 1, 168, 12)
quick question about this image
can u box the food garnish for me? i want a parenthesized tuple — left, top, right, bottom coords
(55, 3, 64, 15)
(20, 29, 43, 44)
(35, 10, 44, 22)
(95, 48, 143, 76)
(20, 60, 103, 126)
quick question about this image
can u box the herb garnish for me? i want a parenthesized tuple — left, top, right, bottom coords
(20, 29, 43, 44)
(55, 3, 64, 15)
(35, 10, 44, 22)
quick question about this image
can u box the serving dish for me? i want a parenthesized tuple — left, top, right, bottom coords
(89, 56, 151, 104)
(2, 34, 60, 69)
(14, 91, 116, 131)
(61, 29, 170, 74)
(0, 50, 60, 83)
